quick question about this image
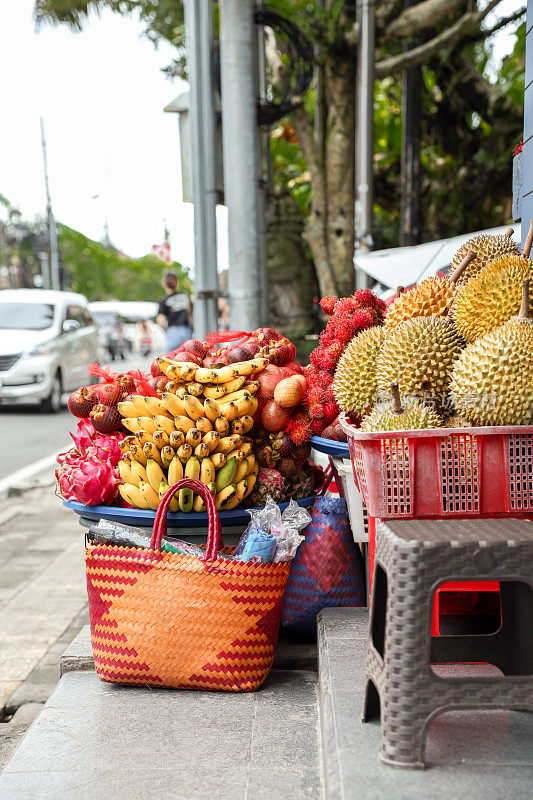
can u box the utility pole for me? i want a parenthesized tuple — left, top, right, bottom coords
(354, 0, 376, 290)
(184, 0, 219, 338)
(40, 117, 60, 291)
(219, 0, 263, 331)
(399, 0, 421, 246)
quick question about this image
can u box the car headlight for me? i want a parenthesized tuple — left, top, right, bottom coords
(29, 342, 54, 356)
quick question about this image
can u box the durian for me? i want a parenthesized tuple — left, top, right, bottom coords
(385, 250, 476, 330)
(333, 326, 385, 416)
(376, 317, 464, 408)
(452, 254, 533, 341)
(361, 384, 442, 432)
(450, 227, 519, 285)
(450, 280, 533, 426)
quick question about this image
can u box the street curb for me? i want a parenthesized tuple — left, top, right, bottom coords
(0, 451, 62, 501)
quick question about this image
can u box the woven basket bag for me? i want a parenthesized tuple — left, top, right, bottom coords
(85, 479, 290, 692)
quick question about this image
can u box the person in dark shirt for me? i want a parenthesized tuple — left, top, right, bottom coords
(156, 271, 193, 352)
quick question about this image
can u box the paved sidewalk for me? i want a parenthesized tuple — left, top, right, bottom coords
(0, 486, 89, 766)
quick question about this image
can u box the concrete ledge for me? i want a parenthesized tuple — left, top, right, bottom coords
(318, 607, 533, 800)
(60, 626, 94, 675)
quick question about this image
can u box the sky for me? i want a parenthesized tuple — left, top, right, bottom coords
(0, 0, 523, 273)
(0, 0, 229, 273)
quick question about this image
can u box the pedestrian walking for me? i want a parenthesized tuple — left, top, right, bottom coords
(156, 271, 193, 352)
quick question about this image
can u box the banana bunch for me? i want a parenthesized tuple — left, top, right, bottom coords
(115, 356, 266, 513)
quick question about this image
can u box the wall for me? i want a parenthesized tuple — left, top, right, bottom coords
(521, 0, 533, 247)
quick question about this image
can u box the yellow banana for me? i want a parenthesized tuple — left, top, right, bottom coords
(161, 446, 175, 470)
(215, 484, 237, 510)
(135, 429, 153, 447)
(169, 430, 185, 450)
(118, 459, 133, 484)
(233, 358, 270, 376)
(178, 363, 199, 382)
(121, 418, 142, 433)
(119, 483, 150, 510)
(244, 453, 256, 474)
(219, 400, 240, 422)
(234, 457, 251, 483)
(130, 459, 149, 485)
(211, 452, 227, 469)
(202, 430, 220, 453)
(183, 394, 205, 421)
(156, 356, 180, 376)
(178, 456, 200, 512)
(129, 443, 148, 466)
(187, 381, 204, 397)
(214, 416, 230, 436)
(221, 388, 251, 404)
(232, 415, 254, 435)
(195, 442, 210, 459)
(243, 381, 259, 395)
(139, 480, 160, 511)
(146, 458, 165, 493)
(185, 428, 202, 447)
(194, 366, 232, 384)
(117, 400, 139, 418)
(195, 417, 212, 434)
(159, 479, 179, 512)
(223, 478, 248, 510)
(240, 442, 252, 457)
(167, 455, 184, 486)
(243, 470, 258, 498)
(152, 430, 170, 450)
(193, 494, 207, 512)
(153, 415, 176, 436)
(204, 398, 221, 422)
(137, 416, 158, 434)
(177, 443, 193, 463)
(142, 396, 166, 416)
(226, 448, 247, 464)
(143, 442, 163, 467)
(235, 395, 257, 417)
(129, 395, 151, 415)
(203, 376, 247, 399)
(173, 415, 196, 434)
(216, 434, 243, 454)
(161, 392, 187, 417)
(215, 456, 238, 492)
(200, 457, 215, 485)
(185, 455, 200, 480)
(175, 385, 188, 399)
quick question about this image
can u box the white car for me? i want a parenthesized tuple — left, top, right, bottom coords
(0, 289, 99, 412)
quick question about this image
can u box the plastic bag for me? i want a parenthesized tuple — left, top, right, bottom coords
(235, 497, 312, 564)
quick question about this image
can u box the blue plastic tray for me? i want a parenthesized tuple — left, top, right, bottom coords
(310, 436, 350, 458)
(63, 496, 316, 528)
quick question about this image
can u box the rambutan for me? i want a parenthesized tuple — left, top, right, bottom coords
(287, 409, 312, 446)
(330, 315, 358, 344)
(322, 341, 345, 370)
(320, 296, 338, 316)
(353, 289, 380, 309)
(305, 363, 321, 383)
(333, 297, 357, 315)
(324, 400, 339, 422)
(310, 404, 325, 420)
(319, 330, 334, 348)
(350, 310, 375, 331)
(305, 386, 326, 408)
(310, 418, 326, 435)
(309, 347, 326, 369)
(325, 385, 337, 403)
(319, 371, 334, 388)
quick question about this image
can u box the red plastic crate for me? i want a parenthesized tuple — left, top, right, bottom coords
(340, 415, 533, 519)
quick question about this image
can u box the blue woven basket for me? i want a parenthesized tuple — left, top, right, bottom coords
(281, 495, 366, 638)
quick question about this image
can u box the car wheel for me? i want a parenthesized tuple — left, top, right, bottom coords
(41, 371, 62, 413)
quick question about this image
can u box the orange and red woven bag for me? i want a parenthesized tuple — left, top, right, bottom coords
(85, 479, 290, 692)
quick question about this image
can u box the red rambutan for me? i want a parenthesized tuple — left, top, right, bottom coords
(350, 310, 375, 331)
(353, 289, 380, 309)
(330, 315, 358, 344)
(319, 330, 334, 348)
(310, 418, 326, 435)
(323, 400, 339, 422)
(310, 403, 325, 420)
(319, 371, 334, 388)
(321, 341, 345, 370)
(333, 297, 357, 315)
(309, 347, 326, 369)
(287, 408, 312, 446)
(305, 386, 326, 407)
(325, 385, 337, 403)
(320, 296, 338, 316)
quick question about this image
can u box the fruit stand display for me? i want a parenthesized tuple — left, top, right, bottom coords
(56, 328, 325, 530)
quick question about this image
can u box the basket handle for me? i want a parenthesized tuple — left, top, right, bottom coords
(151, 479, 223, 561)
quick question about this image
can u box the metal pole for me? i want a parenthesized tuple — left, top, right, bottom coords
(399, 0, 421, 246)
(354, 0, 375, 290)
(219, 0, 263, 331)
(256, 1, 269, 326)
(185, 0, 219, 338)
(40, 117, 60, 291)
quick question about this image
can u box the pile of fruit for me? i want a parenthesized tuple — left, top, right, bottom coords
(331, 226, 533, 431)
(57, 327, 324, 510)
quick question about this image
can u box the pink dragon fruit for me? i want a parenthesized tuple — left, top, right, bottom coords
(70, 419, 124, 466)
(250, 468, 288, 506)
(56, 454, 118, 506)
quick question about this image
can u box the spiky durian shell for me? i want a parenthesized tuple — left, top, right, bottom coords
(361, 398, 442, 432)
(449, 320, 533, 426)
(442, 414, 472, 428)
(376, 317, 464, 406)
(450, 232, 519, 285)
(452, 255, 533, 342)
(385, 277, 456, 330)
(333, 326, 385, 416)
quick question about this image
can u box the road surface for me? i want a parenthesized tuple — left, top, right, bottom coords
(0, 354, 153, 481)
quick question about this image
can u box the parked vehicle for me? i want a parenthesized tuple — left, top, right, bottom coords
(89, 310, 133, 361)
(0, 289, 99, 412)
(89, 301, 164, 356)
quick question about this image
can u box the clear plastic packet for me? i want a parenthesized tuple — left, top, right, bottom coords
(235, 497, 312, 564)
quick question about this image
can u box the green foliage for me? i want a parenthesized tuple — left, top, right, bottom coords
(58, 224, 191, 301)
(270, 130, 311, 218)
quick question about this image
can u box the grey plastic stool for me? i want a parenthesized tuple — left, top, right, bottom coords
(362, 518, 533, 769)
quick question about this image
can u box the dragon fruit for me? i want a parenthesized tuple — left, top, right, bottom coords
(250, 468, 288, 506)
(56, 454, 118, 506)
(70, 420, 124, 465)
